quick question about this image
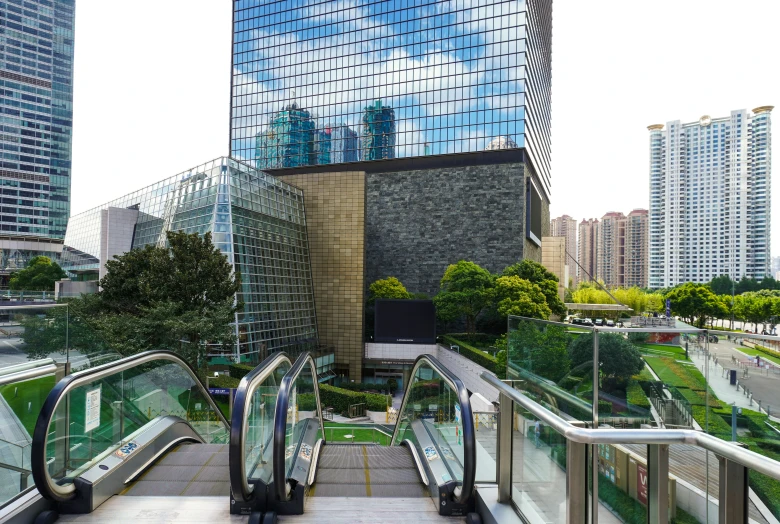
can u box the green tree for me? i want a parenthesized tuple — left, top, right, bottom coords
(367, 277, 411, 304)
(507, 320, 571, 382)
(494, 275, 551, 319)
(568, 332, 644, 386)
(9, 256, 66, 291)
(665, 283, 724, 328)
(433, 260, 493, 336)
(77, 231, 240, 369)
(502, 260, 566, 317)
(709, 274, 735, 296)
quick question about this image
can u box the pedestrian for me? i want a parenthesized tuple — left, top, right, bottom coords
(534, 420, 541, 448)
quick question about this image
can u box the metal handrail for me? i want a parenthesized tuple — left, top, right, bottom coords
(0, 360, 57, 387)
(229, 352, 292, 503)
(272, 352, 326, 503)
(481, 372, 780, 481)
(390, 353, 475, 506)
(31, 350, 230, 502)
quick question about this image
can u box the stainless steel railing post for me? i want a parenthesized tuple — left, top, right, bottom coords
(718, 454, 748, 524)
(497, 392, 513, 503)
(567, 440, 588, 524)
(647, 444, 669, 524)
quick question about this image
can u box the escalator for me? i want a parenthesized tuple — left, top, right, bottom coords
(243, 353, 476, 522)
(20, 350, 291, 523)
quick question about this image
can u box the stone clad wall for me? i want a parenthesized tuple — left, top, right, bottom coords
(365, 162, 543, 297)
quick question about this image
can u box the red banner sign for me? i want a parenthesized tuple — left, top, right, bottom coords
(637, 463, 648, 505)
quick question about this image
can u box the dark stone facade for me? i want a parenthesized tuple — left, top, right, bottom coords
(365, 161, 549, 297)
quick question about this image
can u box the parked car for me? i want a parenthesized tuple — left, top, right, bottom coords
(594, 318, 604, 326)
(606, 320, 615, 327)
(582, 318, 594, 326)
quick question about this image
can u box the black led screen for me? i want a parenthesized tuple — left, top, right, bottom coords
(374, 299, 436, 344)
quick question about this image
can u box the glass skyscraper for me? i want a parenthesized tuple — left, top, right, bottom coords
(61, 157, 319, 363)
(0, 0, 75, 275)
(230, 0, 552, 195)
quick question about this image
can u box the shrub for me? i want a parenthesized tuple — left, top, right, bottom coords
(597, 474, 645, 523)
(318, 384, 366, 414)
(209, 375, 240, 389)
(229, 363, 255, 381)
(365, 391, 390, 411)
(442, 334, 497, 371)
(598, 400, 612, 415)
(626, 380, 650, 409)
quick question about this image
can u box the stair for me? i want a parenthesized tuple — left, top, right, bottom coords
(311, 444, 427, 498)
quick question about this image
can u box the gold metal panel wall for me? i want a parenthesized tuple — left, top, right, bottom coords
(281, 171, 366, 380)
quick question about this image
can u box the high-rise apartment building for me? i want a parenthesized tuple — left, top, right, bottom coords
(0, 0, 75, 277)
(578, 219, 599, 282)
(231, 0, 552, 380)
(596, 210, 649, 288)
(316, 125, 359, 165)
(649, 108, 772, 288)
(598, 212, 625, 288)
(771, 256, 780, 277)
(625, 209, 649, 288)
(550, 214, 577, 287)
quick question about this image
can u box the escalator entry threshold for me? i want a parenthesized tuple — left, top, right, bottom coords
(120, 443, 230, 497)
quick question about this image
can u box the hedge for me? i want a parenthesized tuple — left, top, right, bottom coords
(229, 363, 255, 381)
(626, 380, 650, 409)
(442, 335, 498, 372)
(337, 381, 396, 394)
(209, 375, 240, 389)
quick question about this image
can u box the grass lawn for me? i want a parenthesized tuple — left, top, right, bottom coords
(0, 375, 56, 436)
(318, 421, 392, 445)
(637, 343, 688, 359)
(736, 346, 780, 367)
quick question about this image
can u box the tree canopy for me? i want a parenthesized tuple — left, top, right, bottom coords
(367, 276, 411, 304)
(568, 332, 644, 384)
(502, 259, 566, 317)
(494, 275, 551, 319)
(75, 231, 240, 368)
(9, 256, 66, 291)
(665, 283, 725, 328)
(434, 260, 494, 334)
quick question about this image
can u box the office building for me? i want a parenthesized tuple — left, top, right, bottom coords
(316, 125, 359, 165)
(255, 102, 316, 169)
(231, 0, 553, 379)
(360, 100, 395, 161)
(578, 219, 599, 283)
(60, 157, 319, 363)
(0, 0, 75, 278)
(648, 107, 772, 288)
(550, 214, 577, 287)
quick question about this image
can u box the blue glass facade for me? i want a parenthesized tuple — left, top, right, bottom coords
(230, 0, 551, 194)
(61, 158, 319, 363)
(0, 0, 75, 275)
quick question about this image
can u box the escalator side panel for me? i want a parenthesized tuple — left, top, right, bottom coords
(57, 417, 202, 514)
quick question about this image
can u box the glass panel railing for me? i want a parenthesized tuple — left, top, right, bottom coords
(33, 351, 228, 500)
(229, 352, 292, 504)
(393, 360, 466, 484)
(505, 315, 780, 523)
(0, 358, 57, 508)
(272, 352, 324, 504)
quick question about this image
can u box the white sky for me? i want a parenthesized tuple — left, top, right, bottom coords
(71, 0, 779, 254)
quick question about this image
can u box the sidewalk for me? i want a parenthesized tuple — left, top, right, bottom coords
(691, 350, 756, 411)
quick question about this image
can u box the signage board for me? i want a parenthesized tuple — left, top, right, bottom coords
(85, 387, 101, 432)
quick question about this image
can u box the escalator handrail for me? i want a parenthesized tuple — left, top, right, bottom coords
(273, 352, 326, 502)
(229, 351, 293, 503)
(31, 350, 229, 502)
(390, 353, 475, 506)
